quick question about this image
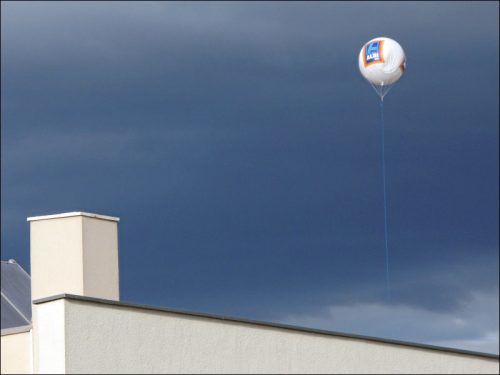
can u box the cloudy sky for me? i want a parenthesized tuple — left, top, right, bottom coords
(1, 1, 498, 354)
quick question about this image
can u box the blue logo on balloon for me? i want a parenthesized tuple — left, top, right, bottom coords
(365, 41, 381, 64)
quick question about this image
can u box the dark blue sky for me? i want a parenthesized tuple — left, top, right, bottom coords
(1, 1, 498, 354)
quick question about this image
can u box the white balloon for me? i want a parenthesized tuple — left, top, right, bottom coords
(358, 37, 406, 98)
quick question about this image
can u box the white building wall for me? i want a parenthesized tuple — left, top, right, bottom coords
(32, 299, 66, 374)
(0, 330, 33, 374)
(43, 298, 498, 374)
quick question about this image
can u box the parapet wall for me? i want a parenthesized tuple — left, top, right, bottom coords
(31, 295, 499, 374)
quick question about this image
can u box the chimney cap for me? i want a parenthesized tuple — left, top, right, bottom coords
(27, 212, 120, 222)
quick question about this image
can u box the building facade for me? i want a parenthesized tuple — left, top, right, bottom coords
(1, 212, 499, 374)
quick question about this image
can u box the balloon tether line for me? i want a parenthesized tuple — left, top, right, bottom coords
(379, 97, 391, 303)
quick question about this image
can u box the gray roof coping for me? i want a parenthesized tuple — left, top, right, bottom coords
(0, 324, 32, 336)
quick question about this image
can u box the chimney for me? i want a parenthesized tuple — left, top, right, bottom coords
(27, 212, 120, 301)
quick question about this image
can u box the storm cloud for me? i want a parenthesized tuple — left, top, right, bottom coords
(1, 1, 498, 353)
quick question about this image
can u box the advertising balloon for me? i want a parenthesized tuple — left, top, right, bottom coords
(358, 37, 406, 100)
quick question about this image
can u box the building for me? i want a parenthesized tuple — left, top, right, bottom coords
(1, 212, 498, 374)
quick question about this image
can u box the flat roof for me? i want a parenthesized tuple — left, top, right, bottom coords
(33, 293, 499, 360)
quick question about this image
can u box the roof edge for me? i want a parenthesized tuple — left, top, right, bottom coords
(27, 212, 119, 222)
(33, 293, 499, 360)
(1, 324, 32, 336)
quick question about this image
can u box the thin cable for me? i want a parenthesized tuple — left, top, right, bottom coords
(380, 98, 391, 303)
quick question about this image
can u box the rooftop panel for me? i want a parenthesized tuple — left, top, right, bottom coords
(1, 260, 32, 332)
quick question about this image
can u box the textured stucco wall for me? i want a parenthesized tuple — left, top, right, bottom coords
(0, 331, 33, 374)
(49, 299, 498, 374)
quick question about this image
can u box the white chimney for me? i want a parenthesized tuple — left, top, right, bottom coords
(27, 212, 120, 301)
